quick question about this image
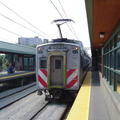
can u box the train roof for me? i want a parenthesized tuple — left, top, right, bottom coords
(37, 38, 84, 50)
(52, 38, 81, 44)
(52, 38, 84, 49)
(52, 38, 75, 43)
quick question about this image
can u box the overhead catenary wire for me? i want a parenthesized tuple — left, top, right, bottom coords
(0, 37, 18, 43)
(58, 0, 79, 40)
(0, 26, 22, 37)
(0, 1, 52, 39)
(49, 0, 64, 19)
(50, 0, 79, 40)
(0, 1, 79, 40)
(0, 13, 46, 38)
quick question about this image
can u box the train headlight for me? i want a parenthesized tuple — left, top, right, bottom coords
(38, 47, 41, 51)
(75, 47, 78, 50)
(38, 47, 43, 54)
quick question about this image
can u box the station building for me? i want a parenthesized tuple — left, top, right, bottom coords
(85, 0, 120, 119)
(18, 36, 42, 46)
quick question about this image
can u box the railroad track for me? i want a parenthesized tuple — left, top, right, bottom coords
(0, 92, 48, 120)
(31, 102, 68, 120)
(0, 82, 37, 109)
(0, 83, 73, 120)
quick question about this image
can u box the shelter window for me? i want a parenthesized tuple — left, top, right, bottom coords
(24, 58, 28, 66)
(117, 74, 120, 94)
(29, 58, 34, 66)
(116, 49, 120, 70)
(116, 32, 120, 46)
(110, 52, 114, 68)
(110, 39, 114, 49)
(103, 30, 120, 95)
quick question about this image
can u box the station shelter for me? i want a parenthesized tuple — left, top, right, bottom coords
(0, 41, 35, 71)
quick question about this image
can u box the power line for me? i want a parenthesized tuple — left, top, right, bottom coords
(0, 37, 18, 43)
(58, 0, 79, 39)
(0, 1, 52, 39)
(50, 0, 79, 39)
(49, 0, 64, 19)
(0, 13, 46, 38)
(0, 27, 22, 37)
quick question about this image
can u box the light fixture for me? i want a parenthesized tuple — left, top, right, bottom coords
(100, 32, 105, 38)
(99, 43, 103, 46)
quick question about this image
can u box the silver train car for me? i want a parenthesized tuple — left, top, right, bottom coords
(36, 38, 91, 101)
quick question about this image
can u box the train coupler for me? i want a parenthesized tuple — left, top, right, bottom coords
(37, 89, 43, 95)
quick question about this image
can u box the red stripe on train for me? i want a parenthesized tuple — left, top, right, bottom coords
(40, 69, 47, 77)
(66, 75, 78, 88)
(66, 69, 76, 78)
(38, 75, 47, 87)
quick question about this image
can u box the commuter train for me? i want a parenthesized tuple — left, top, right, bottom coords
(36, 19, 91, 101)
(36, 38, 91, 101)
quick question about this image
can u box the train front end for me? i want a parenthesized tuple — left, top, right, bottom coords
(36, 41, 80, 101)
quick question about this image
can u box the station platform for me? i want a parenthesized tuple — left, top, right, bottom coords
(67, 71, 110, 120)
(0, 71, 36, 83)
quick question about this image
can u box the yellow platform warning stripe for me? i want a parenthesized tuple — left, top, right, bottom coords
(66, 72, 91, 120)
(0, 71, 36, 80)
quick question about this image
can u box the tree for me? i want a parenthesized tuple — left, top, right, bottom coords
(0, 54, 9, 70)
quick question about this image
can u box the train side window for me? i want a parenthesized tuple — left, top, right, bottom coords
(39, 57, 47, 69)
(55, 60, 61, 69)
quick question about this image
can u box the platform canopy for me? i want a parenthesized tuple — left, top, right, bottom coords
(85, 0, 120, 51)
(0, 41, 35, 55)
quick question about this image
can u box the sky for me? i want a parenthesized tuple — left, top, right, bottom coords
(0, 0, 91, 55)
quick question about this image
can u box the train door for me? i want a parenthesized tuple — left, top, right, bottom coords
(50, 56, 63, 85)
